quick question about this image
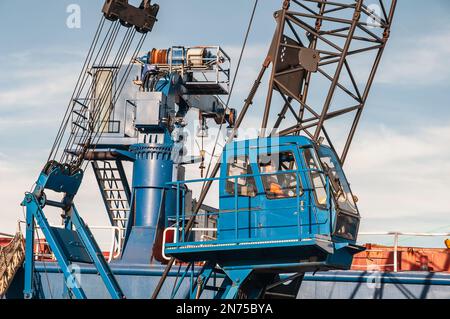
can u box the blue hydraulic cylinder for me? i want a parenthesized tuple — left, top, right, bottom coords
(130, 143, 174, 228)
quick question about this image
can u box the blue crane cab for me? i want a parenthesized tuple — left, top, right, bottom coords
(164, 136, 364, 273)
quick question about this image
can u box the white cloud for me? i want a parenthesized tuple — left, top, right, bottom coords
(223, 43, 269, 97)
(0, 157, 39, 233)
(0, 56, 81, 138)
(377, 31, 450, 85)
(346, 123, 450, 233)
(0, 64, 78, 109)
(0, 48, 85, 66)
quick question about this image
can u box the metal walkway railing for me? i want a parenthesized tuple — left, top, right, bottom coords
(358, 232, 450, 272)
(166, 168, 331, 247)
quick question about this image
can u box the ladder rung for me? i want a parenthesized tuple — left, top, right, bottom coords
(97, 168, 119, 171)
(110, 208, 129, 211)
(106, 199, 128, 202)
(113, 218, 128, 221)
(104, 189, 125, 192)
(73, 99, 89, 109)
(102, 178, 122, 181)
(72, 122, 87, 131)
(73, 110, 88, 120)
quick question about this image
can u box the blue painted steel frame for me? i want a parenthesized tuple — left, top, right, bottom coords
(22, 164, 125, 299)
(70, 205, 124, 299)
(23, 193, 87, 299)
(23, 193, 125, 299)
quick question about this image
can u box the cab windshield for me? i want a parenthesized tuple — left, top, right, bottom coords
(318, 146, 358, 215)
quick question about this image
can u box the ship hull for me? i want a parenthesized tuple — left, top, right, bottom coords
(5, 263, 450, 299)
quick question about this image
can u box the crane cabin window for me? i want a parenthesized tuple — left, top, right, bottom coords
(258, 152, 302, 199)
(226, 156, 257, 197)
(319, 152, 358, 215)
(304, 149, 328, 207)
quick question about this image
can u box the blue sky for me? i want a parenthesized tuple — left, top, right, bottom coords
(0, 1, 450, 247)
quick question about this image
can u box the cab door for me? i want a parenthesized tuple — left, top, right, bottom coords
(298, 146, 332, 237)
(218, 153, 259, 241)
(252, 145, 310, 240)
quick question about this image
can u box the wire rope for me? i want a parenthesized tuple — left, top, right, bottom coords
(201, 0, 259, 191)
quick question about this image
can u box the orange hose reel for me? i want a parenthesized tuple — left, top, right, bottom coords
(149, 48, 169, 64)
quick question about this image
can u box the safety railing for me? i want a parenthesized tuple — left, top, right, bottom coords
(157, 46, 230, 92)
(162, 227, 218, 261)
(358, 232, 450, 272)
(89, 226, 123, 262)
(166, 169, 331, 247)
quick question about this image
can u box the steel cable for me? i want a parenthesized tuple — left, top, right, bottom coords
(60, 24, 133, 165)
(48, 17, 107, 162)
(64, 26, 135, 163)
(200, 0, 259, 192)
(60, 22, 123, 162)
(73, 29, 140, 167)
(53, 20, 121, 164)
(82, 32, 148, 171)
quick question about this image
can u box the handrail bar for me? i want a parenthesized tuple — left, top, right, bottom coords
(359, 232, 450, 237)
(358, 231, 450, 272)
(166, 168, 326, 186)
(169, 168, 331, 245)
(162, 227, 218, 260)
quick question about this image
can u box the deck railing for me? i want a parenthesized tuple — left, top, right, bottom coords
(358, 232, 450, 272)
(167, 169, 332, 247)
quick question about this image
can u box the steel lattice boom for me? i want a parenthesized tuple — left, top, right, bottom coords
(261, 0, 397, 164)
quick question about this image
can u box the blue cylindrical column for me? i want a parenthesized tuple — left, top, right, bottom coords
(130, 143, 174, 227)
